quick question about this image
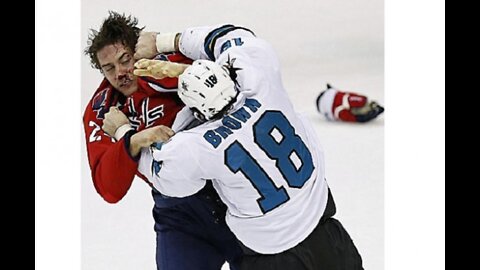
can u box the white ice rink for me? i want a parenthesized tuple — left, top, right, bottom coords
(81, 1, 384, 269)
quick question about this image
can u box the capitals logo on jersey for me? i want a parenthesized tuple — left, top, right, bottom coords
(92, 88, 109, 119)
(125, 96, 165, 130)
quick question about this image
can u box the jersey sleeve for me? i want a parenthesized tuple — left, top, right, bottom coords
(83, 87, 139, 204)
(170, 106, 196, 132)
(138, 135, 206, 198)
(179, 24, 282, 97)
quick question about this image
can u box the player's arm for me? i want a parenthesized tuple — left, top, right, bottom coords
(83, 98, 140, 204)
(137, 135, 206, 198)
(138, 25, 256, 61)
(180, 25, 282, 99)
(139, 25, 260, 63)
(102, 107, 175, 157)
(136, 25, 278, 93)
(133, 49, 193, 81)
(99, 100, 200, 196)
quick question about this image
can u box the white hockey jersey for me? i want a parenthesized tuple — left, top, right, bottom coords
(138, 25, 329, 254)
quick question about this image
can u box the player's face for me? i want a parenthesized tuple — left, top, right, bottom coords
(97, 42, 138, 96)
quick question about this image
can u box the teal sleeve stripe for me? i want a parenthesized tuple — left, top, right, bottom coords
(204, 25, 255, 60)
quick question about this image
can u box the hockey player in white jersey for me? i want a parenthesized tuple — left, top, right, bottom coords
(132, 24, 364, 269)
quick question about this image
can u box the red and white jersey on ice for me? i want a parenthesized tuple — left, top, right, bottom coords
(138, 25, 329, 254)
(83, 53, 190, 203)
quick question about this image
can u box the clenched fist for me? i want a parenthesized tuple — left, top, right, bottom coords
(102, 106, 131, 139)
(134, 59, 190, 79)
(134, 31, 158, 60)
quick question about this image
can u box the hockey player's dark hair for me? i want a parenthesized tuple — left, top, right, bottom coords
(85, 11, 144, 70)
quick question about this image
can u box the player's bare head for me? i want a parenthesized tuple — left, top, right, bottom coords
(178, 60, 238, 121)
(85, 11, 144, 70)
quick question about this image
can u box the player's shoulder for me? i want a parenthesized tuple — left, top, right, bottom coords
(88, 79, 112, 99)
(84, 79, 115, 121)
(170, 129, 203, 146)
(154, 52, 193, 64)
(166, 128, 210, 154)
(156, 132, 203, 169)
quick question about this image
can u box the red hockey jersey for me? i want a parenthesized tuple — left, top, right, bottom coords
(83, 53, 190, 203)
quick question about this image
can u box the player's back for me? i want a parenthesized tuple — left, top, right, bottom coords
(165, 79, 329, 254)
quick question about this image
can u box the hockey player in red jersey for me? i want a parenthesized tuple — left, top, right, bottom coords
(83, 53, 186, 202)
(83, 12, 242, 270)
(316, 83, 384, 123)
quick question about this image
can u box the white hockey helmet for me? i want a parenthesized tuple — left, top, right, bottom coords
(178, 60, 237, 120)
